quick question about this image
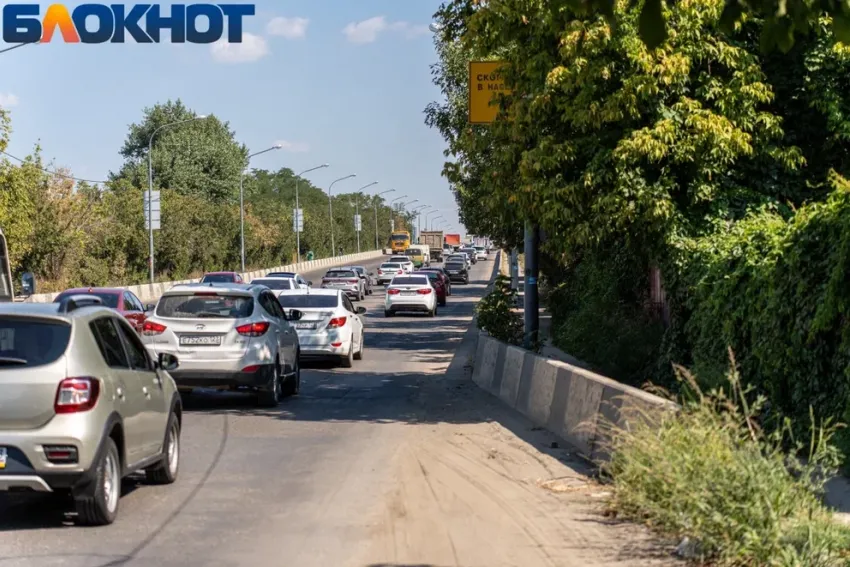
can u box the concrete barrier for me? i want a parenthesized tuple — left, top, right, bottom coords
(26, 249, 387, 304)
(472, 332, 677, 462)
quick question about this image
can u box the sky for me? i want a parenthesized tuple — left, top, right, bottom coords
(0, 0, 465, 236)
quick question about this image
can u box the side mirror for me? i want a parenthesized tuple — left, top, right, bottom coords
(145, 303, 156, 312)
(356, 306, 367, 315)
(287, 309, 303, 321)
(20, 272, 35, 297)
(158, 352, 179, 372)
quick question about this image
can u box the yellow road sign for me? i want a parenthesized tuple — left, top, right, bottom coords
(468, 61, 510, 124)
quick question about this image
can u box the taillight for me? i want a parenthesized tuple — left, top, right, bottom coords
(417, 289, 432, 295)
(44, 445, 79, 464)
(236, 322, 270, 336)
(377, 269, 383, 274)
(348, 279, 358, 284)
(328, 316, 347, 328)
(397, 270, 403, 274)
(55, 377, 100, 414)
(387, 289, 400, 295)
(142, 321, 167, 336)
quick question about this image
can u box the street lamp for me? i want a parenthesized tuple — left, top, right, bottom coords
(241, 144, 283, 272)
(425, 209, 440, 230)
(328, 174, 356, 256)
(373, 189, 395, 250)
(147, 114, 208, 284)
(413, 205, 432, 239)
(353, 181, 378, 253)
(295, 163, 330, 262)
(389, 195, 407, 231)
(431, 215, 444, 230)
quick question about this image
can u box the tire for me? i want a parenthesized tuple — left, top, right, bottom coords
(257, 363, 282, 407)
(75, 437, 121, 526)
(353, 331, 364, 360)
(146, 411, 180, 485)
(283, 354, 300, 396)
(340, 342, 354, 368)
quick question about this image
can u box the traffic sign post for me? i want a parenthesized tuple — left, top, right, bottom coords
(144, 190, 160, 231)
(468, 61, 511, 124)
(292, 208, 304, 233)
(354, 214, 361, 232)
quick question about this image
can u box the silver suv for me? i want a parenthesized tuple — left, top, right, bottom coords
(141, 283, 302, 406)
(0, 295, 183, 526)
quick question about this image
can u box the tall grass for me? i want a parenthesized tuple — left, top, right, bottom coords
(603, 350, 850, 566)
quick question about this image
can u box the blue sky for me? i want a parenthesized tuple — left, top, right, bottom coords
(0, 0, 465, 235)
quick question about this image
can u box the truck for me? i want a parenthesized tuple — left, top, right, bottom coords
(390, 230, 411, 254)
(444, 233, 461, 248)
(418, 230, 444, 262)
(0, 228, 35, 302)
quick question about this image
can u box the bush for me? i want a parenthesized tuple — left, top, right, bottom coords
(476, 274, 525, 346)
(604, 354, 850, 566)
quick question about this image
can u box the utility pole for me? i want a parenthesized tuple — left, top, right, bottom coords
(523, 221, 540, 349)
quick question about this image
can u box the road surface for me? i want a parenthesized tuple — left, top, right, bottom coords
(0, 254, 674, 567)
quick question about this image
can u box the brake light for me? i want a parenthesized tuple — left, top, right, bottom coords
(236, 322, 270, 336)
(417, 289, 432, 295)
(397, 270, 403, 274)
(55, 377, 100, 414)
(328, 316, 347, 328)
(142, 321, 167, 336)
(194, 292, 218, 296)
(377, 269, 383, 274)
(242, 365, 261, 373)
(387, 289, 400, 295)
(348, 279, 358, 284)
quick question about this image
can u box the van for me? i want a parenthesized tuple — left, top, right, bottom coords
(404, 245, 431, 268)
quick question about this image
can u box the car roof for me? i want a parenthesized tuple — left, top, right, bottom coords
(278, 288, 340, 297)
(59, 287, 124, 294)
(0, 301, 116, 322)
(164, 282, 257, 296)
(267, 271, 297, 276)
(252, 276, 295, 281)
(204, 271, 239, 275)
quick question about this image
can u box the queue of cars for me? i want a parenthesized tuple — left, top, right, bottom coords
(0, 249, 492, 525)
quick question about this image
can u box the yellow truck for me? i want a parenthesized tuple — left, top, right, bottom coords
(390, 230, 411, 254)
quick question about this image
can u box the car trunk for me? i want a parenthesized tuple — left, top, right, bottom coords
(290, 309, 337, 332)
(0, 359, 67, 430)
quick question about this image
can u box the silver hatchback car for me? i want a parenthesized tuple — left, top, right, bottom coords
(0, 295, 183, 526)
(141, 283, 302, 406)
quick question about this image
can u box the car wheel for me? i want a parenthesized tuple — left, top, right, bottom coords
(340, 342, 354, 368)
(283, 355, 300, 396)
(257, 363, 282, 407)
(146, 411, 180, 485)
(75, 437, 121, 526)
(354, 331, 364, 360)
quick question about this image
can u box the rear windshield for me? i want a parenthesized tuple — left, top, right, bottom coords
(201, 274, 237, 283)
(0, 317, 71, 367)
(445, 263, 465, 270)
(325, 270, 356, 278)
(278, 295, 338, 309)
(267, 272, 295, 278)
(415, 272, 439, 281)
(381, 264, 400, 269)
(252, 279, 293, 290)
(390, 257, 408, 262)
(405, 250, 420, 256)
(156, 294, 254, 319)
(391, 276, 429, 286)
(54, 291, 120, 309)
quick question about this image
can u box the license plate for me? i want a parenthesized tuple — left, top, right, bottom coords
(295, 322, 316, 330)
(180, 335, 222, 346)
(0, 447, 6, 470)
(401, 291, 416, 296)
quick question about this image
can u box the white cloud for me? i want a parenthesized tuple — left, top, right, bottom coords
(0, 93, 19, 107)
(343, 16, 431, 44)
(210, 32, 269, 63)
(274, 140, 310, 153)
(266, 16, 309, 39)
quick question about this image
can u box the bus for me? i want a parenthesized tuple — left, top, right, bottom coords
(390, 230, 411, 254)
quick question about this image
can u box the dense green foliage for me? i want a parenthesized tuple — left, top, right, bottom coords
(475, 275, 525, 345)
(427, 0, 850, 451)
(0, 101, 411, 292)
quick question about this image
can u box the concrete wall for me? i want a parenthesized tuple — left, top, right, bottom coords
(471, 332, 677, 462)
(25, 249, 386, 304)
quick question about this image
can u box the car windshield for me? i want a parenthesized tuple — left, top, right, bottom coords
(391, 234, 409, 242)
(201, 274, 236, 283)
(390, 257, 408, 263)
(252, 279, 293, 290)
(405, 250, 419, 256)
(54, 291, 120, 309)
(445, 263, 465, 270)
(415, 272, 438, 281)
(156, 293, 254, 319)
(351, 267, 365, 274)
(448, 256, 465, 262)
(0, 317, 72, 367)
(278, 295, 338, 309)
(267, 272, 295, 278)
(475, 246, 485, 251)
(325, 270, 356, 279)
(391, 276, 429, 286)
(381, 264, 401, 269)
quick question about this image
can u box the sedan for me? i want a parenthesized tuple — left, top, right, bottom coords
(278, 289, 366, 367)
(266, 271, 311, 289)
(342, 265, 376, 295)
(388, 256, 415, 273)
(54, 287, 148, 333)
(377, 263, 405, 285)
(320, 268, 366, 301)
(200, 271, 244, 283)
(412, 271, 447, 306)
(446, 254, 472, 270)
(417, 267, 452, 296)
(385, 275, 438, 317)
(443, 261, 470, 284)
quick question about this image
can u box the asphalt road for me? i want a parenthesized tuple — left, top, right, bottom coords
(0, 253, 672, 567)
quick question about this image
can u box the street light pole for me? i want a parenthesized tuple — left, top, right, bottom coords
(353, 182, 378, 254)
(424, 209, 440, 233)
(147, 114, 208, 284)
(328, 174, 356, 256)
(295, 163, 330, 262)
(374, 189, 395, 250)
(389, 195, 407, 231)
(431, 215, 444, 230)
(241, 144, 283, 272)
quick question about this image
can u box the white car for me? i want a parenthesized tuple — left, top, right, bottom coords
(277, 289, 366, 367)
(385, 274, 438, 317)
(251, 276, 299, 293)
(473, 246, 488, 261)
(266, 271, 311, 289)
(387, 256, 414, 273)
(376, 262, 405, 285)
